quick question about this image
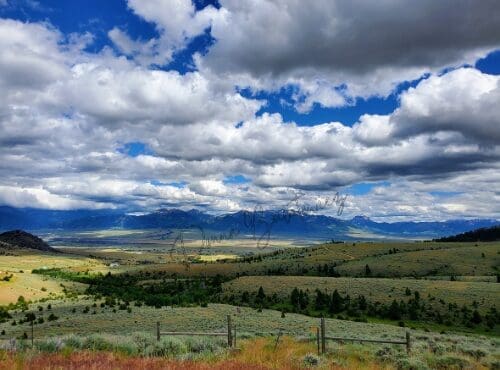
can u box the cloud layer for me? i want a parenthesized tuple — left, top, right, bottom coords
(0, 1, 499, 221)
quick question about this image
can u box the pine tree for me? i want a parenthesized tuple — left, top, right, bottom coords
(388, 300, 401, 320)
(256, 286, 266, 304)
(365, 264, 372, 276)
(471, 310, 482, 325)
(357, 295, 367, 310)
(290, 288, 300, 308)
(329, 289, 343, 314)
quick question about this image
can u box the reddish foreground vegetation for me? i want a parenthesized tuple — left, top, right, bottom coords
(0, 351, 269, 370)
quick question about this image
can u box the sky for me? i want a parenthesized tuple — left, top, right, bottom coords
(0, 0, 499, 221)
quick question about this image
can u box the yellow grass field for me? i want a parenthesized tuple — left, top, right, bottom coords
(0, 252, 103, 304)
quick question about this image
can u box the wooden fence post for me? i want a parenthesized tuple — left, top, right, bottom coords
(156, 322, 160, 341)
(320, 317, 326, 354)
(316, 327, 320, 355)
(233, 324, 237, 348)
(227, 315, 232, 348)
(273, 329, 282, 351)
(406, 331, 411, 354)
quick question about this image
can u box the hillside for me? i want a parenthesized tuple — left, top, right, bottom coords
(434, 225, 500, 242)
(0, 230, 58, 253)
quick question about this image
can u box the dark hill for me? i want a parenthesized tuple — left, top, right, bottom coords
(0, 230, 58, 253)
(433, 225, 500, 242)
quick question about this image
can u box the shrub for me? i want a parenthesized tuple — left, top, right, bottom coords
(375, 346, 393, 362)
(35, 338, 64, 352)
(458, 346, 487, 360)
(83, 334, 114, 351)
(428, 341, 446, 355)
(185, 337, 225, 354)
(430, 355, 471, 369)
(144, 337, 187, 357)
(395, 357, 430, 370)
(303, 353, 320, 366)
(63, 334, 84, 349)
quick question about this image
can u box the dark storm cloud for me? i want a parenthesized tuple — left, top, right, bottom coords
(207, 0, 500, 77)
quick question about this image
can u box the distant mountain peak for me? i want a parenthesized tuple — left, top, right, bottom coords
(352, 215, 372, 221)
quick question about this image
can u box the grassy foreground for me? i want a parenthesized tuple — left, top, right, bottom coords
(1, 333, 499, 369)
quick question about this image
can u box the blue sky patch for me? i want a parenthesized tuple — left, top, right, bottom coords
(345, 181, 391, 195)
(429, 191, 463, 198)
(476, 50, 500, 75)
(223, 175, 251, 185)
(118, 142, 154, 157)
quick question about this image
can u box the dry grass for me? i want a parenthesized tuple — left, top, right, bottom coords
(1, 334, 496, 370)
(233, 336, 392, 369)
(0, 351, 267, 370)
(0, 253, 98, 305)
(223, 276, 500, 314)
(336, 244, 500, 277)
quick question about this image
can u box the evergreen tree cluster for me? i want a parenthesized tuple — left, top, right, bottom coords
(224, 286, 500, 330)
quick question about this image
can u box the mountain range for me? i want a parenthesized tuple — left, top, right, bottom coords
(0, 206, 498, 240)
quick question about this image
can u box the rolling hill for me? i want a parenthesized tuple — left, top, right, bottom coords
(0, 230, 58, 253)
(434, 225, 500, 242)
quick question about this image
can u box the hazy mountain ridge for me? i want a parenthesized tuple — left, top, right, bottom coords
(0, 206, 497, 239)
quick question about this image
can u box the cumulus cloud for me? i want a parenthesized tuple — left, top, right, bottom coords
(390, 68, 500, 143)
(196, 0, 500, 107)
(108, 0, 223, 65)
(0, 185, 112, 210)
(0, 14, 499, 221)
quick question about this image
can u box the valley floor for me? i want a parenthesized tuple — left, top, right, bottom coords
(0, 237, 499, 369)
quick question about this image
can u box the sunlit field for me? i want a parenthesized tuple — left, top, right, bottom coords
(0, 252, 98, 304)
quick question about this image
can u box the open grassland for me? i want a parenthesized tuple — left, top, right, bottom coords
(1, 300, 411, 339)
(223, 276, 500, 314)
(2, 335, 499, 370)
(126, 241, 500, 279)
(238, 241, 500, 277)
(1, 300, 499, 370)
(1, 236, 499, 368)
(249, 241, 498, 265)
(336, 244, 500, 277)
(1, 322, 499, 369)
(0, 252, 100, 304)
(51, 241, 500, 281)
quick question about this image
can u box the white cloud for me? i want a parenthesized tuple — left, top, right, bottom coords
(0, 185, 112, 210)
(108, 0, 223, 66)
(0, 17, 498, 220)
(391, 68, 500, 143)
(198, 0, 500, 108)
